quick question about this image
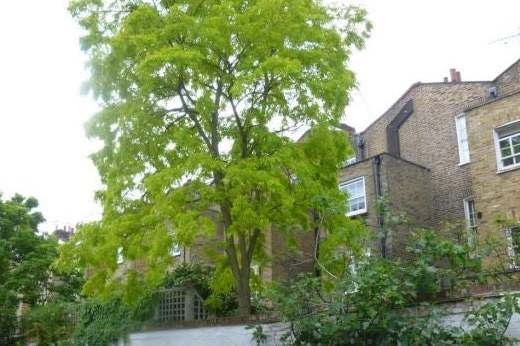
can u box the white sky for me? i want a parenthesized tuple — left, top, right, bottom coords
(0, 0, 518, 232)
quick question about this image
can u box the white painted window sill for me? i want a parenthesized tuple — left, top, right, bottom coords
(347, 209, 367, 217)
(497, 165, 520, 174)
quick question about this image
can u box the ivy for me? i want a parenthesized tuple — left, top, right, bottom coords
(71, 293, 156, 346)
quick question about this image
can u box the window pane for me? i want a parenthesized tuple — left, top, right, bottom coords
(500, 139, 510, 149)
(342, 178, 366, 215)
(501, 147, 512, 157)
(349, 197, 365, 212)
(456, 115, 470, 163)
(512, 135, 520, 146)
(503, 157, 514, 167)
(513, 138, 520, 154)
(515, 155, 520, 164)
(346, 180, 363, 199)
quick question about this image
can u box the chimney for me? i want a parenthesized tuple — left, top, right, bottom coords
(449, 68, 462, 82)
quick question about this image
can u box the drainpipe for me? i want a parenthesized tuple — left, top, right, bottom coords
(372, 155, 386, 257)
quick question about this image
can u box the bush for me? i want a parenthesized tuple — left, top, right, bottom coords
(21, 302, 75, 346)
(271, 229, 520, 345)
(71, 293, 156, 346)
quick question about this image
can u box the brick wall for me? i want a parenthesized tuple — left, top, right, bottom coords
(361, 86, 420, 158)
(381, 154, 432, 257)
(495, 59, 520, 96)
(264, 227, 316, 282)
(466, 93, 520, 267)
(381, 154, 432, 227)
(338, 154, 431, 256)
(362, 82, 492, 228)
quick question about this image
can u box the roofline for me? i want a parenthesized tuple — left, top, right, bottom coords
(359, 82, 420, 135)
(359, 81, 492, 135)
(493, 57, 520, 82)
(357, 57, 520, 135)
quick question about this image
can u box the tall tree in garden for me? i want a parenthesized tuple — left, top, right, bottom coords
(66, 0, 371, 315)
(0, 194, 82, 345)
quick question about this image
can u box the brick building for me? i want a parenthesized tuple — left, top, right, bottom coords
(340, 58, 520, 266)
(165, 58, 520, 284)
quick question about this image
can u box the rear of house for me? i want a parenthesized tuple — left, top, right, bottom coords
(340, 59, 520, 270)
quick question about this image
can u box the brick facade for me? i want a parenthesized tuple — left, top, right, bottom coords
(339, 153, 431, 256)
(360, 82, 492, 227)
(342, 58, 520, 262)
(465, 92, 520, 267)
(182, 58, 520, 283)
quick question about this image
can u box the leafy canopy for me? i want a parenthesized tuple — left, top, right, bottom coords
(64, 0, 371, 312)
(0, 194, 82, 345)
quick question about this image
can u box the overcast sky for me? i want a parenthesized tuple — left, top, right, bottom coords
(0, 0, 518, 232)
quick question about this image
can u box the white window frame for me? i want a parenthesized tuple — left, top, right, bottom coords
(463, 198, 478, 249)
(463, 198, 478, 232)
(171, 244, 181, 257)
(494, 120, 520, 172)
(117, 247, 124, 264)
(505, 224, 520, 270)
(340, 176, 367, 217)
(455, 113, 470, 165)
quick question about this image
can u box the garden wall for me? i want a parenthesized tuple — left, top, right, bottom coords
(119, 297, 520, 345)
(119, 322, 286, 346)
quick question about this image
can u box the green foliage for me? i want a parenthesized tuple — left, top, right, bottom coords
(65, 0, 371, 315)
(72, 294, 156, 346)
(0, 286, 18, 345)
(164, 263, 238, 315)
(0, 194, 82, 345)
(271, 229, 520, 345)
(21, 302, 76, 346)
(246, 324, 268, 346)
(164, 263, 212, 296)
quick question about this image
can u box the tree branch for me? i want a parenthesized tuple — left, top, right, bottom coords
(247, 229, 261, 263)
(177, 81, 214, 153)
(228, 96, 249, 158)
(210, 80, 223, 156)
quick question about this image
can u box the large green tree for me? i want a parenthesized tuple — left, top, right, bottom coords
(65, 0, 370, 315)
(0, 194, 81, 345)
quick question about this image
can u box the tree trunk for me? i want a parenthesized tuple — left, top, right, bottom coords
(236, 267, 251, 317)
(219, 199, 255, 318)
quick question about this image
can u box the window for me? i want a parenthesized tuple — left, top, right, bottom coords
(505, 225, 520, 269)
(463, 198, 478, 248)
(455, 114, 470, 164)
(171, 244, 181, 257)
(340, 177, 367, 216)
(116, 247, 124, 264)
(495, 121, 520, 171)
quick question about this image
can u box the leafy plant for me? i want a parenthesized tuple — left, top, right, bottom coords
(246, 324, 268, 346)
(21, 302, 76, 346)
(0, 194, 82, 345)
(271, 229, 520, 345)
(65, 0, 371, 316)
(164, 263, 238, 316)
(71, 293, 156, 346)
